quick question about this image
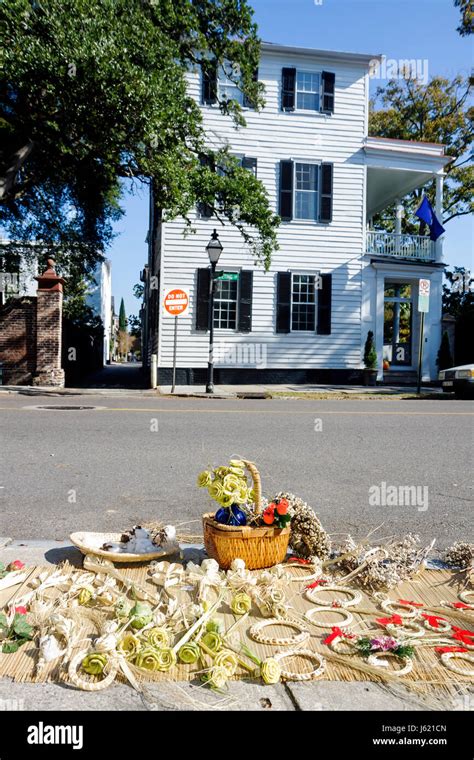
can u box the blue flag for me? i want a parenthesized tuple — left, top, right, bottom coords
(415, 196, 445, 241)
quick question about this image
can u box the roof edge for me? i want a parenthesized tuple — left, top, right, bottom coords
(261, 42, 382, 65)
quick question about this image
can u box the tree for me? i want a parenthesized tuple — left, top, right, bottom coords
(363, 330, 378, 369)
(118, 297, 127, 332)
(369, 74, 473, 231)
(454, 0, 473, 36)
(128, 314, 141, 339)
(442, 266, 474, 365)
(437, 331, 453, 370)
(0, 0, 279, 272)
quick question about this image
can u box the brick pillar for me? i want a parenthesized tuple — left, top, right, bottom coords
(32, 258, 65, 387)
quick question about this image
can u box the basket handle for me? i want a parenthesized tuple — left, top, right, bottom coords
(241, 458, 262, 514)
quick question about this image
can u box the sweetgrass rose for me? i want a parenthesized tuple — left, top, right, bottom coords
(129, 601, 153, 630)
(232, 486, 249, 505)
(206, 619, 222, 634)
(208, 480, 224, 502)
(214, 466, 230, 479)
(223, 474, 242, 493)
(231, 592, 252, 615)
(229, 466, 245, 477)
(117, 633, 141, 660)
(197, 470, 213, 488)
(82, 652, 108, 676)
(248, 489, 256, 504)
(214, 650, 238, 676)
(229, 460, 245, 469)
(178, 642, 200, 664)
(207, 665, 228, 690)
(155, 648, 177, 672)
(78, 587, 93, 605)
(202, 631, 223, 652)
(135, 646, 162, 672)
(115, 598, 131, 620)
(218, 493, 234, 508)
(143, 627, 170, 649)
(260, 658, 281, 684)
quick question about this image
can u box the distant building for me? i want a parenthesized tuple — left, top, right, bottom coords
(85, 260, 113, 364)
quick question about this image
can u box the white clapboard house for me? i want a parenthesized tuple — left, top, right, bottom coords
(142, 42, 450, 386)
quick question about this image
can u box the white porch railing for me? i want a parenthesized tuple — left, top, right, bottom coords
(366, 231, 435, 261)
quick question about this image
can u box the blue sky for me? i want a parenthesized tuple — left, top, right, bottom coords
(110, 0, 473, 319)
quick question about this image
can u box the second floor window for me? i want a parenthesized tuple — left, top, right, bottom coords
(214, 273, 239, 329)
(218, 64, 244, 106)
(295, 163, 319, 221)
(296, 71, 320, 111)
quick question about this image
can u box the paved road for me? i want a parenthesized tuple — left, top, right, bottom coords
(0, 395, 472, 546)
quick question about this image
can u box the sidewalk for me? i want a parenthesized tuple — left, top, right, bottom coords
(0, 383, 444, 399)
(0, 538, 468, 712)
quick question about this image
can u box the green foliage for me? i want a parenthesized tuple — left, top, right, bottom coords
(393, 643, 415, 659)
(0, 612, 33, 653)
(454, 0, 473, 36)
(118, 297, 127, 331)
(437, 331, 453, 370)
(128, 314, 141, 339)
(363, 330, 378, 369)
(133, 282, 144, 300)
(0, 0, 278, 271)
(369, 74, 473, 231)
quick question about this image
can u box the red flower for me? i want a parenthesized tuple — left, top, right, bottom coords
(263, 506, 275, 525)
(275, 498, 289, 516)
(7, 560, 25, 571)
(15, 606, 27, 615)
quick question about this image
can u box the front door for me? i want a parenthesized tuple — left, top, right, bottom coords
(383, 282, 413, 367)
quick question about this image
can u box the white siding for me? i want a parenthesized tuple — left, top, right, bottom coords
(159, 51, 369, 370)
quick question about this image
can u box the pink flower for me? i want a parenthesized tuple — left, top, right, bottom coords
(7, 560, 25, 571)
(370, 636, 398, 651)
(15, 606, 27, 615)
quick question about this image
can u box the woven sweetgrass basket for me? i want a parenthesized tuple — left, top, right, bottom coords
(202, 459, 290, 570)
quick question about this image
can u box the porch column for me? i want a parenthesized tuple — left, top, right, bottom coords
(435, 174, 444, 262)
(395, 199, 403, 255)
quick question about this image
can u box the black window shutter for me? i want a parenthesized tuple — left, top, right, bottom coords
(238, 270, 253, 332)
(197, 154, 215, 218)
(196, 268, 211, 330)
(242, 156, 257, 176)
(281, 67, 296, 111)
(319, 163, 333, 223)
(317, 273, 332, 335)
(243, 67, 259, 109)
(276, 272, 292, 333)
(202, 61, 217, 105)
(321, 71, 335, 113)
(279, 160, 293, 221)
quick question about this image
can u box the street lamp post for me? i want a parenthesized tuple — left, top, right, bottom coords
(206, 229, 223, 394)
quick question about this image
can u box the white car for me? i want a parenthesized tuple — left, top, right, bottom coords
(438, 363, 474, 398)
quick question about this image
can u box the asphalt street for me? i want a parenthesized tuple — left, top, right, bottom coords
(0, 395, 472, 546)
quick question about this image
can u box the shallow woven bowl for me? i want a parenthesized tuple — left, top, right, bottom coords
(69, 531, 178, 564)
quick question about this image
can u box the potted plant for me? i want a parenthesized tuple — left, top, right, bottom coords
(198, 459, 291, 570)
(363, 330, 378, 386)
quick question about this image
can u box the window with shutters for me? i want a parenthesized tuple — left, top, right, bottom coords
(214, 274, 238, 329)
(291, 274, 316, 331)
(218, 63, 244, 106)
(295, 163, 319, 221)
(296, 71, 321, 111)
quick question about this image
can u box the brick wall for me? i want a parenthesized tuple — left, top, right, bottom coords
(0, 297, 37, 385)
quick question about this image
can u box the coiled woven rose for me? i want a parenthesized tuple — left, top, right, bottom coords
(155, 648, 177, 672)
(135, 647, 162, 672)
(214, 650, 238, 676)
(202, 631, 223, 652)
(117, 633, 141, 660)
(231, 593, 252, 616)
(82, 652, 108, 676)
(271, 602, 288, 619)
(178, 642, 200, 664)
(260, 658, 281, 684)
(143, 627, 170, 649)
(78, 588, 93, 606)
(207, 665, 228, 689)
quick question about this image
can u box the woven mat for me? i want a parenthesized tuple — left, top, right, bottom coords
(0, 563, 472, 690)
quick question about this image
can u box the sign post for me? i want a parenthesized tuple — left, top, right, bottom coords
(417, 279, 430, 394)
(163, 288, 189, 393)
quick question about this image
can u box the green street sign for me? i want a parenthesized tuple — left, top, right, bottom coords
(216, 272, 239, 281)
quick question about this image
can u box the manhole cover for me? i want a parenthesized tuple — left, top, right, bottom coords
(24, 405, 104, 411)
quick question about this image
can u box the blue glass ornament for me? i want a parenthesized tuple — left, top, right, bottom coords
(215, 504, 247, 526)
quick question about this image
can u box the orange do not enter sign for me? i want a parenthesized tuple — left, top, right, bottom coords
(163, 288, 189, 316)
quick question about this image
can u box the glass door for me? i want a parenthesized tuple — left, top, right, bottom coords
(383, 283, 413, 366)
